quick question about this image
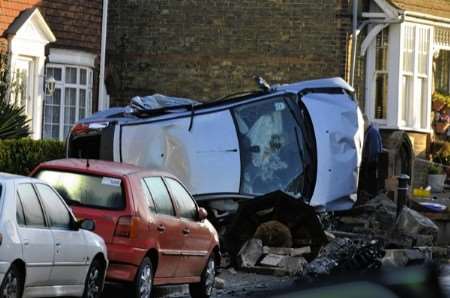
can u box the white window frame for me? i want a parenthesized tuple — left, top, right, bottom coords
(43, 64, 93, 141)
(365, 22, 433, 133)
(399, 23, 433, 131)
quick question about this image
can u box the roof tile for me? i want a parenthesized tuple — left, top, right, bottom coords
(388, 0, 450, 19)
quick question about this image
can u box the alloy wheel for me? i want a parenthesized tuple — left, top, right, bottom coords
(139, 264, 152, 298)
(86, 265, 101, 298)
(204, 258, 215, 296)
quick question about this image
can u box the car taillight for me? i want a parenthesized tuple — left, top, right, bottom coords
(71, 123, 90, 135)
(114, 216, 139, 239)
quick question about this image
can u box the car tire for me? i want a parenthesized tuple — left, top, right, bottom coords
(189, 255, 216, 298)
(82, 258, 105, 298)
(0, 264, 23, 298)
(133, 257, 153, 298)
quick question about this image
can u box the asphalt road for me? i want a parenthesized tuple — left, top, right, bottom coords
(101, 269, 294, 298)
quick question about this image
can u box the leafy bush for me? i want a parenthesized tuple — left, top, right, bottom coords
(0, 138, 64, 175)
(0, 100, 30, 139)
(429, 163, 444, 175)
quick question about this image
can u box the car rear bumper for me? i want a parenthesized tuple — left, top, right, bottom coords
(105, 243, 147, 282)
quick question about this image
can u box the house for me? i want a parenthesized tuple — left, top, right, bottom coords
(0, 0, 108, 140)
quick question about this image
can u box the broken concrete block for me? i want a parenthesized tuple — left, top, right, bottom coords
(279, 256, 308, 276)
(395, 207, 439, 242)
(237, 239, 263, 268)
(291, 246, 311, 256)
(260, 254, 286, 267)
(263, 246, 293, 256)
(382, 249, 428, 268)
(254, 220, 293, 248)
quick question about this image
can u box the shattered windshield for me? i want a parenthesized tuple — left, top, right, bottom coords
(233, 96, 308, 196)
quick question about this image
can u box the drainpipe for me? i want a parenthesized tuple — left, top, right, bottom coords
(350, 0, 358, 87)
(98, 0, 109, 111)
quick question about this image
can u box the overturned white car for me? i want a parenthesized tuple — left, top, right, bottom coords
(67, 78, 364, 213)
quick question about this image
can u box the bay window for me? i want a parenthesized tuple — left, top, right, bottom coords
(43, 65, 93, 140)
(400, 23, 432, 130)
(374, 28, 389, 120)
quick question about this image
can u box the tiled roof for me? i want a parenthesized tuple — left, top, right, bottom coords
(388, 0, 450, 19)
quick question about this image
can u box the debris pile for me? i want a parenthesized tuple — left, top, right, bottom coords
(224, 192, 443, 280)
(331, 194, 439, 248)
(303, 238, 385, 279)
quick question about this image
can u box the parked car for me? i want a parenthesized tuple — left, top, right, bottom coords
(32, 159, 220, 298)
(0, 173, 107, 298)
(66, 77, 364, 218)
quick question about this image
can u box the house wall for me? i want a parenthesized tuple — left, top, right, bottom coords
(106, 0, 354, 105)
(0, 0, 103, 110)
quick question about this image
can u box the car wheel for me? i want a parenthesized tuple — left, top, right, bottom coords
(83, 259, 105, 298)
(189, 256, 216, 298)
(0, 265, 23, 298)
(133, 257, 153, 298)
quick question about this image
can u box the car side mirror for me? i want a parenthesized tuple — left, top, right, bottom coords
(198, 207, 208, 221)
(79, 219, 96, 231)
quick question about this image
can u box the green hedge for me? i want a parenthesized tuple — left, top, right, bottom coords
(0, 138, 65, 175)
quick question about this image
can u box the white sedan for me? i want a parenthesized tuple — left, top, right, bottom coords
(0, 173, 108, 298)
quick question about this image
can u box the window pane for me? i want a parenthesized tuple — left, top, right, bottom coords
(403, 25, 415, 73)
(16, 195, 25, 225)
(375, 74, 388, 120)
(64, 88, 77, 137)
(37, 170, 125, 210)
(43, 88, 62, 140)
(401, 75, 413, 124)
(144, 177, 174, 216)
(165, 178, 197, 219)
(141, 180, 157, 213)
(35, 184, 71, 228)
(80, 69, 87, 85)
(66, 67, 77, 84)
(376, 28, 389, 72)
(79, 89, 86, 120)
(46, 67, 62, 81)
(17, 184, 46, 227)
(233, 97, 304, 195)
(435, 51, 450, 93)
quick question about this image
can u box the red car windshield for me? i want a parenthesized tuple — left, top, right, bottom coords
(36, 170, 125, 210)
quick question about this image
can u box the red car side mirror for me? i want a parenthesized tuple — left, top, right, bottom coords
(198, 207, 208, 221)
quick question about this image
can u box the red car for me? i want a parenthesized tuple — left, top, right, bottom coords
(31, 159, 220, 298)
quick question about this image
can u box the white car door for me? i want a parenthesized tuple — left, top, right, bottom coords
(35, 183, 89, 286)
(16, 183, 54, 287)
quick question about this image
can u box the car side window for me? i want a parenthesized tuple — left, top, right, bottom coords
(141, 180, 157, 213)
(17, 184, 46, 227)
(35, 184, 72, 229)
(164, 178, 198, 220)
(16, 194, 25, 226)
(144, 177, 175, 216)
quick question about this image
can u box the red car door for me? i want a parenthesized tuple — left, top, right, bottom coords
(164, 178, 212, 277)
(143, 177, 184, 278)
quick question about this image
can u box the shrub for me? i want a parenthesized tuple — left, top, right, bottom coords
(429, 163, 443, 175)
(0, 100, 30, 139)
(0, 138, 65, 175)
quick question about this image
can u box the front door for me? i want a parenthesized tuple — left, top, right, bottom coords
(164, 178, 211, 277)
(12, 57, 34, 118)
(35, 183, 89, 286)
(16, 183, 54, 287)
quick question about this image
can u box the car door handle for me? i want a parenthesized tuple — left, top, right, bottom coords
(157, 225, 166, 233)
(23, 240, 29, 246)
(55, 243, 61, 247)
(183, 228, 190, 235)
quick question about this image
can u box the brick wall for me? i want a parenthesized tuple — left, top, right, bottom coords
(106, 0, 353, 105)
